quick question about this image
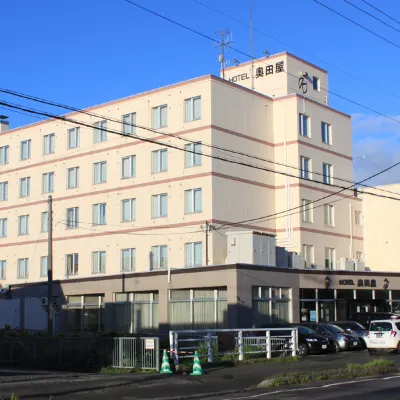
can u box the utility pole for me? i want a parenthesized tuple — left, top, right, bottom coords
(215, 29, 232, 80)
(47, 195, 53, 336)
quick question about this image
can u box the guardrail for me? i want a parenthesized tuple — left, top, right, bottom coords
(169, 328, 297, 366)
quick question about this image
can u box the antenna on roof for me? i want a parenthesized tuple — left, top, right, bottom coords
(215, 29, 232, 80)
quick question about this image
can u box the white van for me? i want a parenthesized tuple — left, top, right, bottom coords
(366, 319, 400, 354)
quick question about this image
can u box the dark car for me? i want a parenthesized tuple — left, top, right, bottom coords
(303, 322, 360, 352)
(333, 321, 369, 348)
(351, 312, 400, 328)
(295, 325, 330, 356)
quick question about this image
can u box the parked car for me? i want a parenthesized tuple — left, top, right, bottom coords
(303, 322, 360, 352)
(351, 312, 400, 328)
(332, 321, 369, 348)
(366, 319, 400, 354)
(295, 325, 330, 356)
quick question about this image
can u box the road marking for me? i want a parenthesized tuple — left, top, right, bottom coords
(382, 375, 400, 380)
(321, 378, 377, 388)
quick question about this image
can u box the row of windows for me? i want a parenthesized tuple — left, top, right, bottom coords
(0, 188, 203, 237)
(299, 114, 331, 145)
(300, 156, 333, 184)
(0, 97, 202, 166)
(0, 241, 203, 280)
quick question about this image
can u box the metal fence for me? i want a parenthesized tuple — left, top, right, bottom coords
(169, 328, 297, 366)
(0, 337, 160, 370)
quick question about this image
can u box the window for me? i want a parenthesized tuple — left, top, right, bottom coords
(0, 260, 5, 280)
(355, 211, 362, 225)
(66, 207, 79, 229)
(121, 199, 136, 222)
(93, 161, 107, 184)
(322, 163, 333, 185)
(66, 295, 105, 332)
(313, 76, 320, 91)
(184, 188, 202, 214)
(0, 145, 9, 165)
(356, 251, 364, 261)
(17, 258, 28, 279)
(299, 114, 310, 137)
(93, 203, 106, 225)
(0, 182, 7, 201)
(324, 204, 335, 226)
(121, 155, 136, 179)
(325, 247, 335, 269)
(42, 172, 54, 193)
(41, 212, 48, 233)
(43, 133, 55, 155)
(152, 194, 168, 218)
(20, 139, 31, 160)
(122, 113, 136, 135)
(121, 248, 136, 272)
(321, 122, 332, 145)
(152, 149, 168, 173)
(18, 215, 29, 235)
(66, 253, 79, 275)
(0, 218, 7, 238)
(67, 167, 79, 189)
(185, 142, 202, 167)
(184, 242, 203, 267)
(94, 120, 107, 143)
(303, 244, 314, 267)
(150, 245, 168, 270)
(185, 96, 201, 122)
(300, 156, 311, 179)
(68, 127, 80, 149)
(40, 256, 48, 278)
(301, 199, 313, 223)
(20, 177, 30, 197)
(92, 251, 106, 273)
(152, 105, 168, 129)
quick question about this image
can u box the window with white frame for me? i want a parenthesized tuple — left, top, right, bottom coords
(184, 142, 202, 167)
(301, 199, 313, 223)
(0, 260, 5, 280)
(43, 133, 55, 155)
(325, 247, 335, 269)
(356, 251, 364, 261)
(42, 172, 54, 193)
(151, 194, 168, 218)
(324, 204, 335, 226)
(169, 288, 227, 330)
(300, 156, 311, 179)
(299, 114, 310, 137)
(303, 244, 314, 267)
(40, 256, 48, 278)
(152, 149, 168, 173)
(93, 203, 106, 225)
(355, 211, 362, 225)
(152, 105, 168, 129)
(122, 113, 136, 135)
(150, 245, 168, 270)
(68, 127, 80, 149)
(94, 120, 107, 143)
(184, 96, 201, 122)
(20, 139, 31, 160)
(121, 155, 136, 179)
(184, 242, 202, 267)
(66, 253, 79, 276)
(17, 258, 28, 279)
(0, 182, 7, 201)
(67, 167, 79, 189)
(322, 163, 333, 185)
(313, 76, 320, 91)
(184, 188, 202, 214)
(92, 251, 106, 274)
(121, 199, 136, 222)
(66, 207, 79, 229)
(321, 122, 332, 145)
(93, 161, 107, 184)
(0, 218, 7, 238)
(121, 248, 136, 272)
(18, 215, 29, 235)
(252, 286, 291, 326)
(41, 212, 48, 233)
(20, 177, 30, 197)
(0, 145, 9, 165)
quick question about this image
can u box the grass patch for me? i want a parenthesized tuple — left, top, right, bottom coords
(258, 358, 398, 389)
(239, 355, 301, 365)
(100, 366, 157, 374)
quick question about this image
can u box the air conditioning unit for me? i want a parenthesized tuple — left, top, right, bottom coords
(336, 258, 355, 271)
(355, 261, 366, 271)
(40, 297, 48, 306)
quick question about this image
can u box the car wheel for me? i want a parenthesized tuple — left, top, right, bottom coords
(332, 341, 340, 353)
(297, 342, 309, 356)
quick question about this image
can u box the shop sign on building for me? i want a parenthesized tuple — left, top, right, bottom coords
(338, 279, 377, 288)
(228, 61, 285, 83)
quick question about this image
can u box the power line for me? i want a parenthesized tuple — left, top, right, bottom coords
(361, 0, 400, 26)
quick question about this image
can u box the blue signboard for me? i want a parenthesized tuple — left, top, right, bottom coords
(310, 310, 317, 322)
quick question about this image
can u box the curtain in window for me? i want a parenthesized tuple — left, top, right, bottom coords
(194, 143, 201, 165)
(152, 151, 159, 173)
(122, 200, 131, 221)
(83, 307, 99, 331)
(100, 204, 106, 224)
(160, 246, 168, 268)
(130, 156, 136, 176)
(169, 302, 191, 330)
(42, 212, 48, 232)
(101, 163, 107, 182)
(160, 106, 167, 127)
(252, 300, 271, 327)
(160, 195, 168, 216)
(184, 144, 192, 167)
(185, 243, 192, 267)
(115, 303, 131, 332)
(194, 242, 202, 266)
(216, 300, 228, 328)
(185, 99, 192, 122)
(121, 249, 130, 271)
(194, 189, 202, 212)
(271, 301, 290, 323)
(193, 301, 215, 329)
(92, 252, 99, 273)
(193, 97, 201, 120)
(184, 190, 192, 214)
(152, 107, 160, 129)
(132, 303, 153, 333)
(151, 196, 158, 218)
(40, 256, 48, 277)
(100, 252, 106, 272)
(161, 150, 168, 171)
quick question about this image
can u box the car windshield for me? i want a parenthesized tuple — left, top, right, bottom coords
(325, 324, 344, 334)
(298, 326, 315, 335)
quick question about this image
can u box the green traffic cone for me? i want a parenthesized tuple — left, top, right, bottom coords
(160, 349, 173, 374)
(190, 351, 203, 376)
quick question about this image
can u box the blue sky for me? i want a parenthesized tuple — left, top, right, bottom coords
(1, 0, 400, 184)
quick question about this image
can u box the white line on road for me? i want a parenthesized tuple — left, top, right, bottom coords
(382, 375, 400, 380)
